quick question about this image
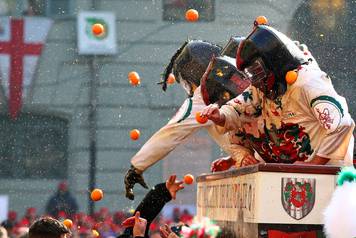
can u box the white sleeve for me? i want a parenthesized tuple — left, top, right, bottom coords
(304, 73, 355, 162)
(131, 92, 217, 171)
(218, 86, 262, 134)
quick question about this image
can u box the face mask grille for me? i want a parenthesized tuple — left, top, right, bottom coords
(244, 57, 268, 89)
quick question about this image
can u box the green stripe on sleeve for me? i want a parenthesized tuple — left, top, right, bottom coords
(310, 95, 344, 117)
(177, 97, 193, 123)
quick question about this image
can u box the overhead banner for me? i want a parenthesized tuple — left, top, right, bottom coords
(77, 11, 117, 55)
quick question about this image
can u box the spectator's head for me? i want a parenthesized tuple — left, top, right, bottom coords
(8, 211, 17, 221)
(112, 211, 125, 224)
(25, 208, 37, 219)
(57, 211, 67, 220)
(58, 182, 68, 193)
(0, 226, 8, 238)
(182, 209, 190, 215)
(29, 217, 70, 238)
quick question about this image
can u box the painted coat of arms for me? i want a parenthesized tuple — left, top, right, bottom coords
(281, 178, 316, 220)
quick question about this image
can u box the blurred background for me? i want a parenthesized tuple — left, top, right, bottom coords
(0, 0, 355, 237)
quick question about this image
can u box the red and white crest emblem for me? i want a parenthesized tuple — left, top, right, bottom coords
(0, 17, 52, 119)
(281, 177, 316, 220)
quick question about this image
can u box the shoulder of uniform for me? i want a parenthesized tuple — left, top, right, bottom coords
(292, 65, 330, 92)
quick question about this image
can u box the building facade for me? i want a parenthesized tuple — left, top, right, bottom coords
(0, 0, 354, 216)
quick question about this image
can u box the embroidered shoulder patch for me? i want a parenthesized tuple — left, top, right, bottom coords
(310, 96, 343, 132)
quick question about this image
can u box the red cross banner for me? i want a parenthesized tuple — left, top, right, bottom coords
(0, 17, 52, 119)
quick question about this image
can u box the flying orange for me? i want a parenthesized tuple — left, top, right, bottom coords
(184, 174, 194, 185)
(128, 71, 141, 86)
(185, 9, 199, 22)
(130, 129, 140, 140)
(167, 73, 176, 85)
(90, 188, 104, 201)
(63, 219, 73, 229)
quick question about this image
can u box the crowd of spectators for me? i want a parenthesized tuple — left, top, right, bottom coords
(0, 206, 193, 238)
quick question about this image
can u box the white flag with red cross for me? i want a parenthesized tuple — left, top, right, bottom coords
(0, 17, 52, 119)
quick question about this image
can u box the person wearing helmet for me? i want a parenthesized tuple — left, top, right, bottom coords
(200, 54, 259, 170)
(124, 39, 250, 200)
(202, 25, 354, 166)
(220, 36, 245, 58)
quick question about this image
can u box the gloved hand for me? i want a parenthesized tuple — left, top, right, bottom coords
(124, 165, 148, 200)
(210, 156, 235, 172)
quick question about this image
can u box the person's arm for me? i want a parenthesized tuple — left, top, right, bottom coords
(131, 94, 215, 172)
(160, 224, 180, 238)
(132, 212, 147, 238)
(295, 155, 330, 165)
(125, 90, 216, 200)
(122, 175, 184, 238)
(202, 86, 261, 134)
(298, 74, 355, 165)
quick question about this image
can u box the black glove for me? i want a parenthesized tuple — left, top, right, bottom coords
(124, 165, 148, 200)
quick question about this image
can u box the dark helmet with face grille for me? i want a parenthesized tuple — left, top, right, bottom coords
(160, 40, 221, 96)
(201, 55, 250, 106)
(236, 25, 308, 99)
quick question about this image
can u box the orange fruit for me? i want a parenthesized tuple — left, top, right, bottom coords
(185, 9, 199, 22)
(285, 70, 298, 85)
(63, 219, 73, 229)
(92, 23, 104, 36)
(184, 174, 194, 185)
(92, 229, 99, 237)
(254, 16, 268, 26)
(195, 112, 208, 124)
(167, 73, 176, 85)
(130, 129, 140, 140)
(90, 188, 104, 201)
(128, 71, 141, 86)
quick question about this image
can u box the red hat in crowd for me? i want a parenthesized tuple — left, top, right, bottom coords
(26, 207, 36, 216)
(58, 181, 68, 191)
(8, 211, 17, 220)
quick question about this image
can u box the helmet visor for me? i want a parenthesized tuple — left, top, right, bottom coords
(201, 57, 250, 106)
(244, 57, 268, 89)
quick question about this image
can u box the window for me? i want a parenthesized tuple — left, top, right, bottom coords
(0, 0, 13, 16)
(14, 0, 71, 17)
(0, 113, 69, 179)
(163, 0, 215, 21)
(46, 0, 71, 17)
